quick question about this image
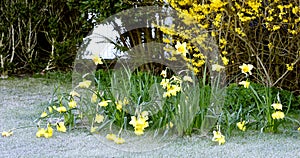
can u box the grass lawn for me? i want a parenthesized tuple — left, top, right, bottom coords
(1, 76, 300, 157)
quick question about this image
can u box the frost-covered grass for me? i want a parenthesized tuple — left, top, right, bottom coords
(1, 78, 300, 157)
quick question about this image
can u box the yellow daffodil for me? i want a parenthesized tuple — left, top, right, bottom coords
(163, 84, 181, 98)
(129, 115, 149, 136)
(271, 111, 285, 120)
(92, 55, 103, 65)
(212, 131, 226, 145)
(70, 90, 80, 97)
(48, 106, 53, 113)
(123, 97, 129, 105)
(40, 111, 47, 118)
(90, 126, 97, 133)
(57, 122, 67, 132)
(68, 100, 77, 108)
(115, 100, 122, 111)
(298, 127, 300, 131)
(183, 76, 193, 82)
(56, 106, 67, 113)
(271, 103, 283, 110)
(212, 64, 225, 72)
(106, 133, 117, 141)
(78, 80, 92, 88)
(2, 131, 13, 137)
(44, 124, 53, 138)
(161, 69, 167, 78)
(95, 114, 104, 123)
(141, 111, 149, 120)
(160, 79, 170, 89)
(239, 80, 250, 88)
(36, 128, 46, 137)
(171, 76, 182, 84)
(91, 93, 98, 103)
(239, 63, 254, 75)
(114, 137, 125, 144)
(166, 122, 174, 129)
(98, 100, 112, 107)
(175, 41, 188, 56)
(237, 121, 246, 131)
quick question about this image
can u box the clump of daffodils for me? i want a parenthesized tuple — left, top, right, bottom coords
(160, 69, 182, 98)
(35, 122, 67, 138)
(129, 111, 149, 136)
(36, 124, 53, 138)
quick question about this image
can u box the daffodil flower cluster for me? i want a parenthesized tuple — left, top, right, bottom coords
(160, 69, 182, 98)
(36, 124, 53, 138)
(271, 103, 285, 120)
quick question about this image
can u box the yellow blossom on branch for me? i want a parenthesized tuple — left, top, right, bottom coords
(222, 56, 229, 66)
(286, 63, 294, 71)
